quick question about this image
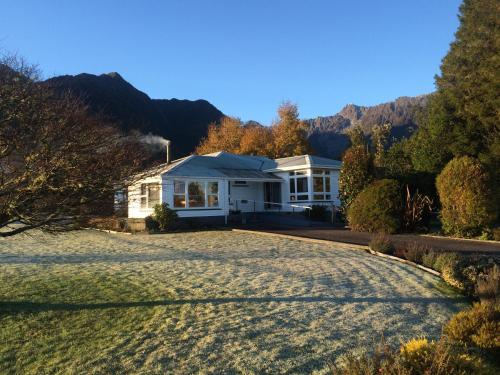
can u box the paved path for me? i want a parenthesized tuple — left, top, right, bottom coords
(240, 224, 500, 254)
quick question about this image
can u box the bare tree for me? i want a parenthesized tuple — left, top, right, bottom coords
(0, 55, 146, 236)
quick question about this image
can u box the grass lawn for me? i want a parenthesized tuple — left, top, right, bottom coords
(0, 229, 465, 374)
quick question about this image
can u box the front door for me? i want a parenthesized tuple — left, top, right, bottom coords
(264, 182, 281, 209)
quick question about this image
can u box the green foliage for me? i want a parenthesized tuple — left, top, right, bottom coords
(333, 337, 496, 375)
(153, 203, 178, 231)
(476, 265, 500, 304)
(436, 156, 496, 237)
(402, 242, 430, 264)
(445, 303, 500, 353)
(307, 205, 328, 221)
(144, 215, 159, 232)
(347, 179, 402, 234)
(338, 145, 374, 213)
(369, 233, 395, 255)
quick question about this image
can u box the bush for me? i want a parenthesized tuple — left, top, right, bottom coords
(369, 233, 395, 255)
(347, 179, 402, 234)
(332, 338, 494, 375)
(145, 215, 159, 232)
(444, 303, 500, 353)
(476, 265, 500, 304)
(422, 250, 438, 269)
(493, 228, 500, 242)
(402, 242, 430, 264)
(306, 205, 328, 221)
(153, 203, 178, 231)
(436, 156, 496, 237)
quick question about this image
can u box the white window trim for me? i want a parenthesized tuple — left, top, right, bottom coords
(173, 179, 220, 209)
(289, 170, 309, 201)
(139, 182, 161, 210)
(312, 170, 332, 201)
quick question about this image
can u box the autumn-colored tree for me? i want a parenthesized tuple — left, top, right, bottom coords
(271, 102, 311, 158)
(195, 116, 244, 154)
(239, 125, 274, 157)
(196, 103, 311, 159)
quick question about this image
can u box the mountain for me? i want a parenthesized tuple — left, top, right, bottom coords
(305, 95, 429, 159)
(45, 72, 224, 158)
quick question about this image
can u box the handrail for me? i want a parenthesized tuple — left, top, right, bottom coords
(229, 198, 338, 211)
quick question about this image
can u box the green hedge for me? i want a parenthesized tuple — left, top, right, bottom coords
(347, 179, 402, 234)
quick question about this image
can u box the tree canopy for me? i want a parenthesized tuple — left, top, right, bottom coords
(0, 56, 146, 236)
(196, 102, 311, 158)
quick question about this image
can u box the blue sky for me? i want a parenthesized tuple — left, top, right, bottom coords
(1, 0, 461, 124)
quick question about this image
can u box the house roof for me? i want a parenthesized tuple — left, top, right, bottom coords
(263, 154, 342, 171)
(141, 151, 341, 180)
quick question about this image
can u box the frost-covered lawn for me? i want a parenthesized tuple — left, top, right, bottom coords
(0, 230, 464, 374)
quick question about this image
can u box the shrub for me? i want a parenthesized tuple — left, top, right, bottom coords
(145, 215, 159, 232)
(306, 205, 328, 221)
(476, 265, 500, 304)
(369, 233, 395, 255)
(433, 253, 459, 273)
(348, 179, 402, 234)
(401, 185, 433, 232)
(422, 250, 438, 269)
(153, 203, 178, 231)
(332, 338, 493, 375)
(436, 156, 496, 237)
(444, 303, 500, 353)
(493, 228, 500, 242)
(402, 242, 430, 264)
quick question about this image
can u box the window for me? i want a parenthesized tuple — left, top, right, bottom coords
(289, 170, 309, 201)
(188, 182, 205, 207)
(312, 169, 332, 201)
(207, 182, 219, 207)
(140, 183, 160, 209)
(173, 180, 219, 209)
(173, 180, 186, 208)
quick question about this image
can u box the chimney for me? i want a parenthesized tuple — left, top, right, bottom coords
(166, 140, 171, 164)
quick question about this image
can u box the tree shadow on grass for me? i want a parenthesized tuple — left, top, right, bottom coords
(0, 295, 466, 314)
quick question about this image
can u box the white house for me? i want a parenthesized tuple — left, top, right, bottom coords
(124, 151, 342, 220)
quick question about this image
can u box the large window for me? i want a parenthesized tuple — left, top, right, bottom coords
(173, 180, 219, 209)
(289, 170, 308, 201)
(140, 183, 160, 209)
(312, 169, 331, 201)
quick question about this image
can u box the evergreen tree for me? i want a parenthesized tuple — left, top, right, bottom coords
(416, 0, 499, 169)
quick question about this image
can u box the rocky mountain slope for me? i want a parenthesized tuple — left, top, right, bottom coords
(45, 72, 224, 158)
(305, 95, 429, 159)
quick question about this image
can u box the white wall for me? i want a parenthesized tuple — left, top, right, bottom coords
(127, 176, 162, 218)
(274, 168, 340, 212)
(127, 168, 340, 218)
(228, 181, 265, 213)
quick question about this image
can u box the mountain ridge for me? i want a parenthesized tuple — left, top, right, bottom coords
(45, 71, 428, 160)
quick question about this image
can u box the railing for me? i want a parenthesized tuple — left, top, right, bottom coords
(229, 199, 313, 213)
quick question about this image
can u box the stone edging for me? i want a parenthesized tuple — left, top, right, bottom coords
(233, 228, 442, 278)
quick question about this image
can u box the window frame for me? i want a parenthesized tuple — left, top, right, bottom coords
(139, 182, 161, 209)
(289, 170, 309, 202)
(172, 179, 220, 209)
(311, 169, 332, 201)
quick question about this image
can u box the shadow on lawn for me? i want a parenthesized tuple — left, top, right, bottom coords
(0, 295, 466, 314)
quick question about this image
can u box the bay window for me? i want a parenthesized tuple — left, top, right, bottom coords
(173, 180, 219, 209)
